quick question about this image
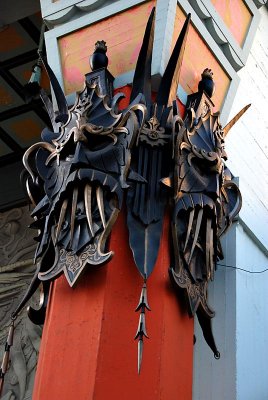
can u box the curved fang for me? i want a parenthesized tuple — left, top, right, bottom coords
(70, 187, 78, 246)
(55, 198, 68, 243)
(23, 142, 55, 182)
(188, 208, 203, 264)
(96, 186, 106, 228)
(184, 209, 195, 252)
(84, 184, 94, 236)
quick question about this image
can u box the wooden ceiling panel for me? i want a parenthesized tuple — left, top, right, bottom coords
(28, 11, 43, 31)
(0, 22, 37, 62)
(0, 139, 13, 157)
(0, 76, 24, 111)
(1, 111, 45, 147)
(0, 10, 51, 169)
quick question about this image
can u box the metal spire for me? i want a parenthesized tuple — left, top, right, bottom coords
(130, 7, 155, 105)
(156, 13, 191, 108)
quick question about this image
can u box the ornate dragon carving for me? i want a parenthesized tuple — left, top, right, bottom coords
(127, 11, 248, 364)
(0, 10, 250, 390)
(22, 45, 145, 288)
(168, 69, 246, 357)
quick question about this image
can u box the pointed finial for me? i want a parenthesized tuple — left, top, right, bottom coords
(95, 40, 107, 52)
(90, 40, 108, 71)
(198, 68, 215, 98)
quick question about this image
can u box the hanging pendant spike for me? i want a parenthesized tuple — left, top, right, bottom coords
(134, 281, 151, 374)
(0, 317, 16, 396)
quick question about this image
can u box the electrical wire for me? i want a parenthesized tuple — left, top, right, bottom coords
(217, 263, 268, 274)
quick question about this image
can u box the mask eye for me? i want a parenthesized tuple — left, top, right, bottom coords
(86, 132, 114, 151)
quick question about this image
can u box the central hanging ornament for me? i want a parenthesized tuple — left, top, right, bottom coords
(0, 7, 251, 391)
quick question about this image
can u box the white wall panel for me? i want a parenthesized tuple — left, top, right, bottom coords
(193, 6, 268, 400)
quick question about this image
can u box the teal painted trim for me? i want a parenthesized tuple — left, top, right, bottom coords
(152, 0, 177, 77)
(44, 0, 172, 104)
(44, 0, 149, 98)
(177, 85, 188, 105)
(44, 0, 148, 32)
(238, 217, 268, 256)
(253, 0, 267, 8)
(41, 0, 82, 19)
(188, 0, 261, 70)
(44, 0, 240, 125)
(178, 0, 240, 125)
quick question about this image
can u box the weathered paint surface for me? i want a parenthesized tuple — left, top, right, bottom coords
(33, 210, 194, 400)
(173, 6, 230, 111)
(59, 1, 155, 95)
(58, 1, 230, 112)
(211, 0, 252, 46)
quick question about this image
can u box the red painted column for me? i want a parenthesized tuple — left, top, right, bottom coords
(33, 210, 194, 400)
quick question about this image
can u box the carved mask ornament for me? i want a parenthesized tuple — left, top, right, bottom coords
(169, 69, 247, 357)
(127, 10, 248, 366)
(126, 9, 191, 371)
(0, 9, 250, 390)
(22, 45, 144, 288)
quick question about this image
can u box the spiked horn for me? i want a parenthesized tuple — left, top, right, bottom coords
(130, 7, 155, 105)
(223, 104, 251, 137)
(38, 50, 69, 124)
(156, 13, 191, 109)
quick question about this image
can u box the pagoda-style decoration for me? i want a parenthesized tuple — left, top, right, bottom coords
(0, 8, 250, 395)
